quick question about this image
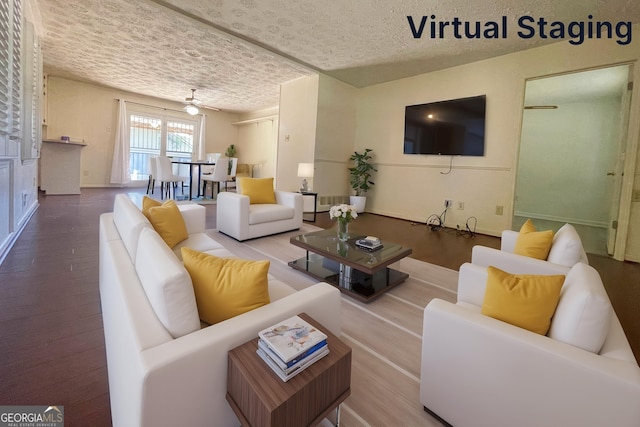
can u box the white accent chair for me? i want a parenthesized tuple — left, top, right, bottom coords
(201, 157, 229, 199)
(420, 261, 640, 427)
(216, 182, 303, 241)
(472, 223, 589, 274)
(155, 156, 188, 200)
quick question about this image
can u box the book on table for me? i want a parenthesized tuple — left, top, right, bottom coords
(257, 314, 330, 381)
(256, 344, 330, 382)
(258, 315, 328, 363)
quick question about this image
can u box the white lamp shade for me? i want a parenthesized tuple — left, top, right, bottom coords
(297, 163, 314, 178)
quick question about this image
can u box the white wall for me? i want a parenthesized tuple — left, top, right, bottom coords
(1, 0, 41, 263)
(45, 76, 239, 187)
(277, 75, 319, 192)
(352, 32, 640, 237)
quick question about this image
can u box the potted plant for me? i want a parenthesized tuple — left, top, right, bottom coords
(225, 144, 237, 174)
(348, 148, 377, 213)
(225, 144, 237, 158)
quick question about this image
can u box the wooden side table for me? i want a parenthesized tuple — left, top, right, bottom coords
(227, 313, 351, 427)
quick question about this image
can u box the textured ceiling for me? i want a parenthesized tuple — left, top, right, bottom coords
(38, 0, 640, 113)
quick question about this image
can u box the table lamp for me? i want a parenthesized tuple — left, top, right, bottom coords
(297, 163, 314, 192)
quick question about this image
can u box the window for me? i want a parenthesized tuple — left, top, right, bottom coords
(128, 111, 197, 181)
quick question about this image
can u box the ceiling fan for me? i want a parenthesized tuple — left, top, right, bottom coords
(183, 89, 219, 114)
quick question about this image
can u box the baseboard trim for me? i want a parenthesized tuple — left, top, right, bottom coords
(0, 201, 39, 266)
(423, 406, 453, 427)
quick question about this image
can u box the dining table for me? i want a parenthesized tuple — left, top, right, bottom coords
(171, 159, 216, 200)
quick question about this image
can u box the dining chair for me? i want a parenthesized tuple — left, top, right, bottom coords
(206, 152, 222, 163)
(201, 157, 229, 199)
(224, 157, 238, 192)
(155, 156, 188, 200)
(146, 156, 157, 195)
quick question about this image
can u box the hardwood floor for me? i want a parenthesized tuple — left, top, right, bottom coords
(0, 187, 638, 425)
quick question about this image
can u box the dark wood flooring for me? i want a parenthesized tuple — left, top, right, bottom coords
(0, 188, 638, 426)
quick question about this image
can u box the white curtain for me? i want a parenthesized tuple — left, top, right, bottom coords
(110, 99, 130, 184)
(196, 114, 206, 161)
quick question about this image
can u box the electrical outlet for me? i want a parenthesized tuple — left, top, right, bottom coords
(495, 205, 504, 215)
(457, 201, 464, 210)
(445, 199, 452, 208)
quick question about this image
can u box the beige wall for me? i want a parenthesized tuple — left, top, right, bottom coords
(314, 74, 358, 201)
(353, 33, 640, 239)
(45, 76, 239, 187)
(235, 107, 279, 179)
(276, 75, 319, 192)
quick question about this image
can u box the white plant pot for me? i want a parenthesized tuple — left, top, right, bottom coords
(350, 195, 366, 213)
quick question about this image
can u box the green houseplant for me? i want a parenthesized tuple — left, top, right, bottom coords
(225, 144, 237, 174)
(348, 148, 377, 212)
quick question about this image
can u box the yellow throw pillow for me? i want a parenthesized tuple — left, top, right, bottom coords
(481, 266, 565, 335)
(238, 177, 276, 204)
(144, 199, 189, 248)
(142, 196, 162, 216)
(514, 219, 554, 260)
(181, 248, 271, 325)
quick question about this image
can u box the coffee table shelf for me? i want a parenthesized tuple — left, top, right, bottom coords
(288, 229, 412, 302)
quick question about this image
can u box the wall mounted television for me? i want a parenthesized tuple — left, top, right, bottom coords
(404, 95, 486, 156)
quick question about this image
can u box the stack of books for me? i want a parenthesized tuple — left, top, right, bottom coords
(355, 236, 383, 251)
(256, 315, 329, 382)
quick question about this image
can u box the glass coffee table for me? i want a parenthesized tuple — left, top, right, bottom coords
(288, 228, 412, 302)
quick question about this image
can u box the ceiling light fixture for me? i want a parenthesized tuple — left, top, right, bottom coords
(185, 104, 199, 115)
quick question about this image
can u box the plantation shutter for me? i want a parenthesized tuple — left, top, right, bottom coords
(10, 0, 22, 139)
(0, 0, 11, 141)
(0, 0, 22, 157)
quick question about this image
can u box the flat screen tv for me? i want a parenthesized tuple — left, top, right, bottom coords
(404, 95, 486, 156)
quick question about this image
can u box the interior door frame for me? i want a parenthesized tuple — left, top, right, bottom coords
(614, 62, 640, 260)
(512, 62, 640, 260)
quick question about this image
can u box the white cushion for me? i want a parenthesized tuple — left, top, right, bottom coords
(248, 204, 295, 225)
(135, 228, 200, 338)
(172, 233, 226, 260)
(113, 194, 152, 262)
(548, 262, 612, 353)
(547, 223, 587, 267)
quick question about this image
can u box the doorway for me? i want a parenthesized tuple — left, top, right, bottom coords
(514, 64, 633, 257)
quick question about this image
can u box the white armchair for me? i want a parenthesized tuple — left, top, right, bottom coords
(420, 262, 640, 427)
(472, 222, 589, 274)
(217, 190, 302, 241)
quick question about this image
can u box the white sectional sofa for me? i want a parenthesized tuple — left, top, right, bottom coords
(99, 194, 341, 427)
(420, 261, 640, 427)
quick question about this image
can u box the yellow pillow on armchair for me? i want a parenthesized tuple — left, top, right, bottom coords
(514, 219, 554, 260)
(481, 266, 565, 335)
(237, 177, 276, 204)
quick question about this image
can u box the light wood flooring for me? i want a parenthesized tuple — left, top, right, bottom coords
(0, 187, 638, 426)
